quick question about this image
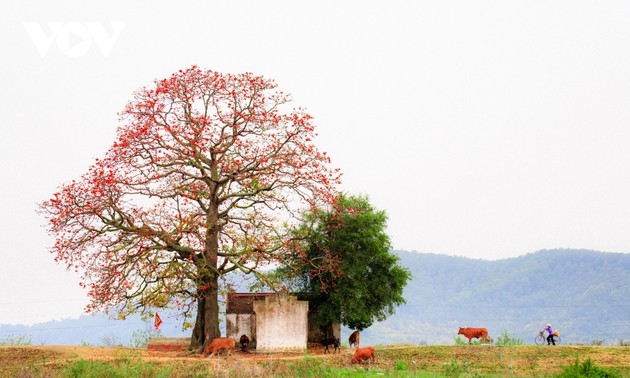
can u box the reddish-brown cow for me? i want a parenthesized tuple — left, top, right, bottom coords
(203, 337, 236, 357)
(351, 346, 375, 365)
(457, 327, 489, 344)
(348, 330, 360, 348)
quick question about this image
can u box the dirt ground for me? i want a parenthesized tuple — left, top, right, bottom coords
(2, 344, 630, 377)
(0, 344, 350, 376)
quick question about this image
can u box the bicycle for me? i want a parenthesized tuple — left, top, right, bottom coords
(534, 330, 561, 345)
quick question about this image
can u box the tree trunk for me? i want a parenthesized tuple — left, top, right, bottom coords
(189, 275, 220, 353)
(190, 220, 220, 351)
(190, 180, 221, 353)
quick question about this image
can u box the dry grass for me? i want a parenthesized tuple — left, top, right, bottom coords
(2, 344, 630, 377)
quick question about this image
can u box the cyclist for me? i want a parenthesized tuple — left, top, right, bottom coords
(545, 323, 555, 345)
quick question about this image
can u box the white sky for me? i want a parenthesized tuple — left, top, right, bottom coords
(1, 1, 629, 325)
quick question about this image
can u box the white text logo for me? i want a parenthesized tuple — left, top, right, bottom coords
(24, 22, 125, 58)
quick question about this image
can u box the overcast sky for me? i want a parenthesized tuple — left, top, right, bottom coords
(1, 1, 629, 325)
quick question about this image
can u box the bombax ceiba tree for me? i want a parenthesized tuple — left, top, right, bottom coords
(39, 66, 341, 352)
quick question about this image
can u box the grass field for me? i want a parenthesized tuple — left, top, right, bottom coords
(1, 344, 629, 377)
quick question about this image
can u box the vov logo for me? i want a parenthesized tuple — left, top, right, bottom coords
(24, 22, 125, 58)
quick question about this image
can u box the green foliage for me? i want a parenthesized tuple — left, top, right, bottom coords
(555, 357, 620, 378)
(63, 351, 179, 377)
(454, 336, 469, 345)
(63, 359, 172, 378)
(0, 334, 32, 345)
(454, 335, 486, 346)
(443, 357, 471, 377)
(396, 360, 408, 370)
(129, 328, 163, 348)
(288, 359, 417, 377)
(286, 194, 412, 331)
(288, 357, 326, 377)
(495, 330, 523, 346)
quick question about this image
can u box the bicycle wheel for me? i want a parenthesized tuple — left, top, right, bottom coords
(553, 335, 561, 345)
(534, 335, 545, 345)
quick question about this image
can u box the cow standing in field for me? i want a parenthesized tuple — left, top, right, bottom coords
(351, 346, 375, 366)
(239, 334, 250, 352)
(348, 330, 360, 348)
(457, 327, 489, 344)
(203, 337, 236, 357)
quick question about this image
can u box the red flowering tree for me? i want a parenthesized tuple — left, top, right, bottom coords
(39, 66, 341, 352)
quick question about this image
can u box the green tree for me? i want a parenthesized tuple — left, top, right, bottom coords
(285, 194, 411, 331)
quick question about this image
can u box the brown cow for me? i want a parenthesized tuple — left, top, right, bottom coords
(203, 337, 236, 357)
(239, 334, 250, 352)
(457, 327, 489, 344)
(351, 346, 375, 365)
(348, 330, 360, 348)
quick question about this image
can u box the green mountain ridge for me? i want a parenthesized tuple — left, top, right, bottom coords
(360, 249, 630, 345)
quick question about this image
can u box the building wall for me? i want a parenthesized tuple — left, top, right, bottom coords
(226, 313, 256, 343)
(253, 296, 308, 352)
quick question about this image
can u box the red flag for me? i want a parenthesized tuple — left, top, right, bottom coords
(154, 312, 163, 330)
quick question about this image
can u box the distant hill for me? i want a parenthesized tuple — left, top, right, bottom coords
(0, 312, 189, 346)
(2, 249, 629, 346)
(360, 249, 630, 345)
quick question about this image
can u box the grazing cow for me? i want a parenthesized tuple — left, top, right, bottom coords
(457, 327, 489, 344)
(321, 337, 340, 354)
(351, 346, 375, 365)
(203, 337, 236, 357)
(348, 330, 360, 348)
(239, 334, 250, 352)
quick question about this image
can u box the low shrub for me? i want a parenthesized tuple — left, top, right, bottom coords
(129, 329, 163, 348)
(495, 330, 523, 346)
(454, 336, 479, 345)
(0, 334, 32, 346)
(396, 360, 408, 370)
(555, 357, 620, 378)
(443, 357, 470, 377)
